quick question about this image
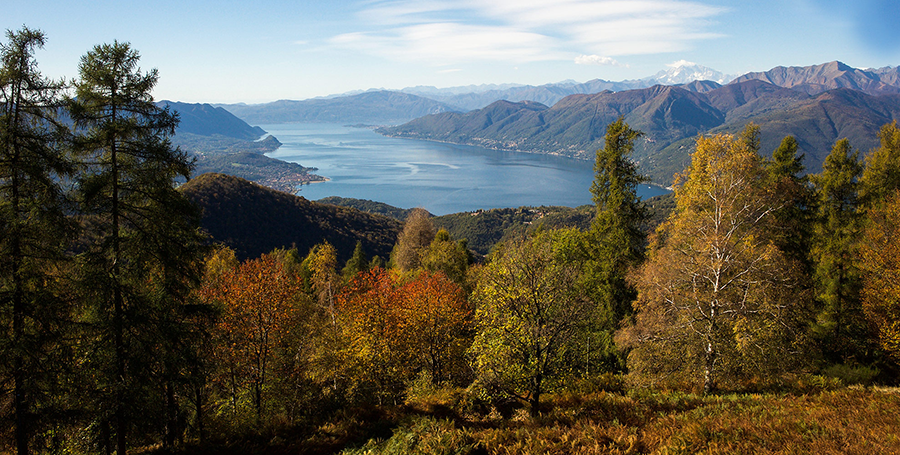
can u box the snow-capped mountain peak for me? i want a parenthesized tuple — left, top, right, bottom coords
(645, 60, 734, 85)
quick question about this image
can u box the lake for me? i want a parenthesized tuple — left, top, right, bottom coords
(263, 123, 669, 216)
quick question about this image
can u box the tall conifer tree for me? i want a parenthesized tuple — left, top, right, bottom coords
(0, 27, 73, 455)
(810, 138, 869, 364)
(69, 41, 204, 454)
(583, 117, 647, 371)
(767, 135, 815, 270)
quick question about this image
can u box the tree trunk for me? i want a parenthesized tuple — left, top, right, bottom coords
(703, 336, 716, 395)
(13, 277, 29, 455)
(529, 375, 543, 417)
(165, 383, 177, 448)
(101, 420, 112, 455)
(195, 386, 204, 444)
(14, 356, 29, 455)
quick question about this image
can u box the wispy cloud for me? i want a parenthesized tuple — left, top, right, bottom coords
(328, 0, 727, 64)
(331, 23, 559, 65)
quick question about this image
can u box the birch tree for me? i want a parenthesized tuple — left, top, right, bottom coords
(620, 128, 810, 393)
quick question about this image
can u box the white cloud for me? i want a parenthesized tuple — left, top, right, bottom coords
(574, 55, 626, 66)
(331, 23, 562, 64)
(328, 0, 727, 64)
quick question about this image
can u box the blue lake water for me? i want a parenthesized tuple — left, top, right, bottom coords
(263, 123, 669, 216)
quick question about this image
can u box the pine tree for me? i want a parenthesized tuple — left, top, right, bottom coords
(342, 241, 369, 281)
(0, 27, 73, 455)
(69, 41, 203, 454)
(809, 138, 869, 365)
(583, 117, 647, 371)
(766, 135, 815, 269)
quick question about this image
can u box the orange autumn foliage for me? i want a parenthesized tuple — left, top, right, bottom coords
(198, 254, 303, 422)
(335, 268, 471, 400)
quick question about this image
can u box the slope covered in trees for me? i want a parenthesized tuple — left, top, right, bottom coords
(180, 173, 400, 261)
(317, 198, 676, 257)
(316, 196, 424, 220)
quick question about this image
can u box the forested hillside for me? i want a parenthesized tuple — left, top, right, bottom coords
(181, 173, 400, 261)
(316, 196, 424, 220)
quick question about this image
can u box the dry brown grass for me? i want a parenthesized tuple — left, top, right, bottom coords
(340, 387, 900, 455)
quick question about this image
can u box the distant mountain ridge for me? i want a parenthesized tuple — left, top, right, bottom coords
(380, 78, 900, 184)
(157, 100, 265, 140)
(218, 61, 900, 126)
(643, 61, 733, 86)
(731, 61, 900, 96)
(218, 90, 458, 125)
(400, 62, 733, 111)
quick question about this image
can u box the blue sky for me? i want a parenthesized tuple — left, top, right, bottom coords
(7, 0, 900, 103)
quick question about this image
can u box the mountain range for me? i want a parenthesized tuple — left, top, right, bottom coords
(371, 62, 731, 112)
(159, 100, 266, 140)
(378, 62, 900, 184)
(218, 91, 457, 125)
(731, 61, 900, 96)
(200, 60, 900, 186)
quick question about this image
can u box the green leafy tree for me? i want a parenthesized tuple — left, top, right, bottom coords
(0, 27, 73, 455)
(470, 229, 593, 415)
(583, 117, 648, 371)
(621, 129, 810, 393)
(69, 41, 203, 454)
(421, 228, 471, 285)
(809, 139, 870, 365)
